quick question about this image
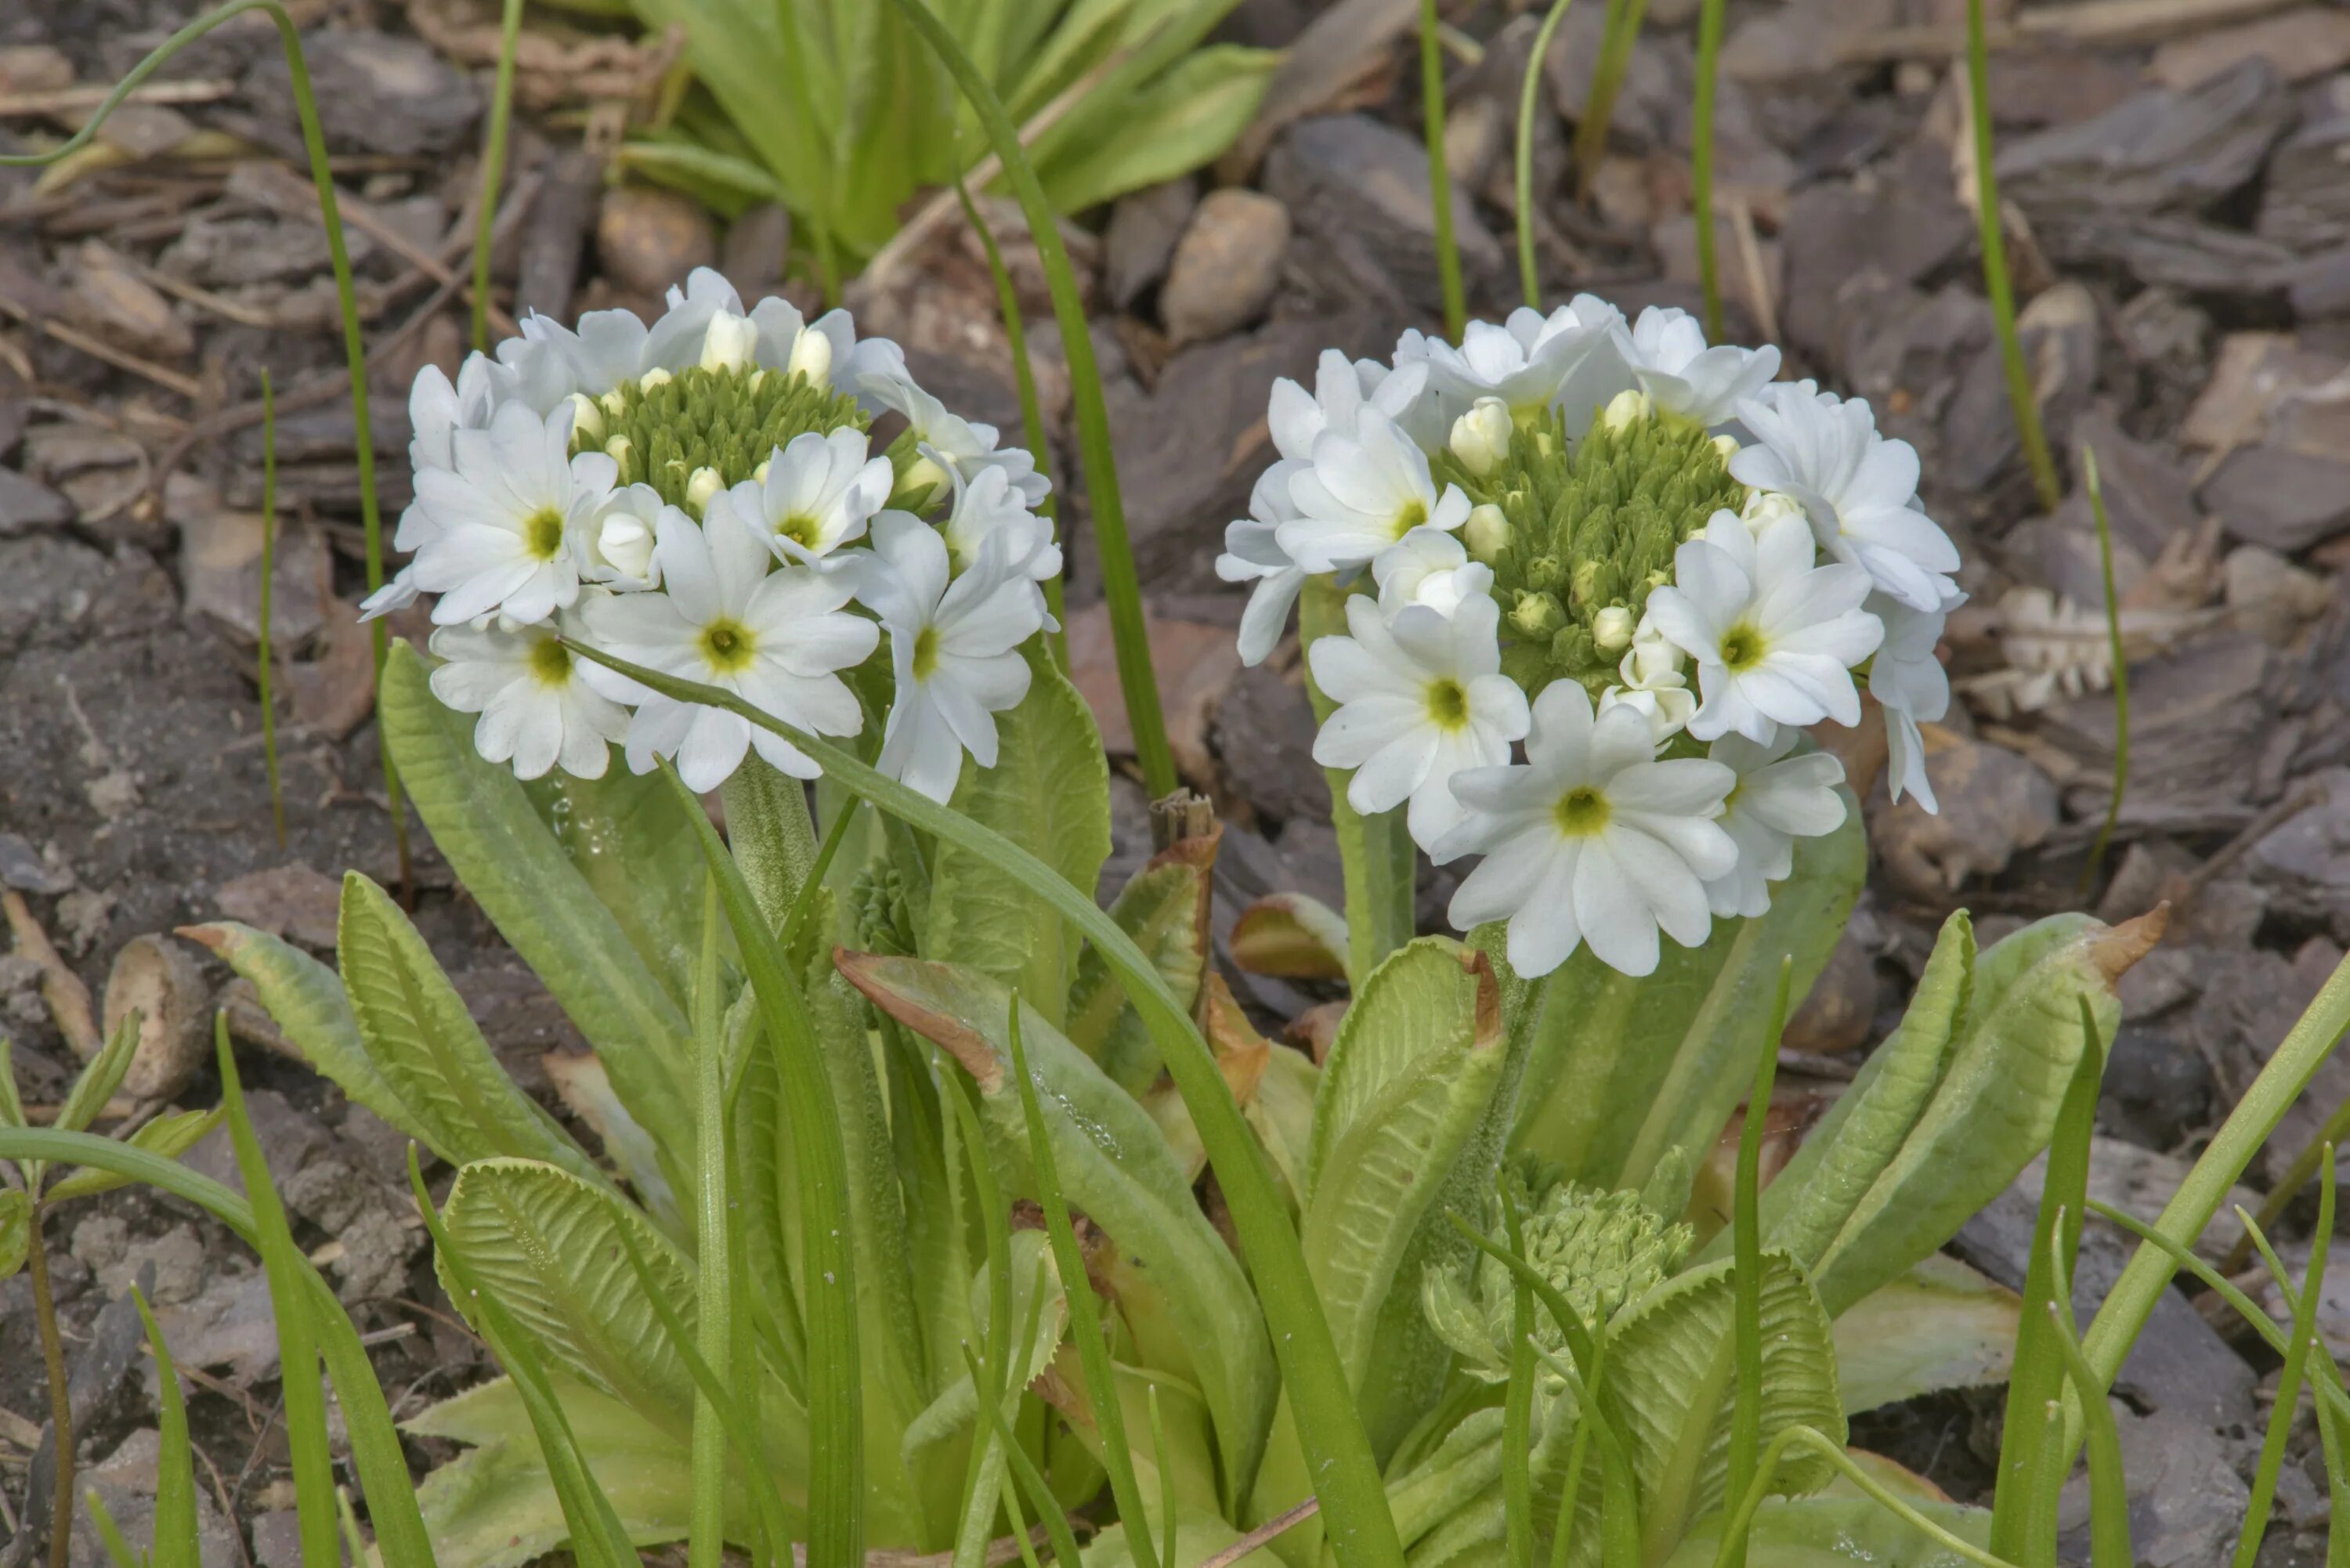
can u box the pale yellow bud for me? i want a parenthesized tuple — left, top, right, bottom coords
(788, 327, 834, 387)
(1448, 397, 1513, 478)
(565, 393, 605, 445)
(640, 367, 673, 390)
(685, 466, 724, 515)
(1711, 434, 1739, 462)
(1603, 388, 1653, 432)
(1593, 605, 1636, 652)
(1464, 503, 1509, 563)
(700, 310, 758, 374)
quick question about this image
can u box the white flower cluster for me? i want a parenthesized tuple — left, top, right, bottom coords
(372, 269, 1058, 801)
(1218, 298, 1962, 979)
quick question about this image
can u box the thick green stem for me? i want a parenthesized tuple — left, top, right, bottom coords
(720, 755, 819, 931)
(689, 879, 731, 1568)
(1690, 0, 1729, 340)
(2073, 952, 2350, 1445)
(28, 1201, 72, 1568)
(1964, 0, 2061, 511)
(1419, 0, 1467, 340)
(1300, 579, 1417, 985)
(1723, 961, 1791, 1568)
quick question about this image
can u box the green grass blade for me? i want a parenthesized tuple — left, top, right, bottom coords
(258, 371, 285, 848)
(974, 1349, 1089, 1568)
(1301, 579, 1416, 982)
(663, 762, 864, 1568)
(217, 1014, 339, 1568)
(2042, 1230, 2129, 1568)
(2224, 1083, 2350, 1275)
(691, 876, 730, 1568)
(1574, 0, 1650, 204)
(2236, 1154, 2336, 1568)
(1003, 994, 1159, 1568)
(471, 0, 524, 351)
(1152, 1384, 1177, 1568)
(1500, 1187, 1537, 1568)
(884, 0, 1177, 798)
(1722, 958, 1793, 1568)
(953, 173, 1067, 670)
(1963, 0, 2059, 511)
(945, 1064, 1017, 1568)
(407, 1147, 638, 1568)
(2081, 445, 2128, 888)
(561, 635, 1404, 1568)
(1987, 997, 2103, 1561)
(1516, 0, 1574, 309)
(1690, 0, 1727, 338)
(84, 1489, 142, 1568)
(130, 1289, 198, 1568)
(1418, 0, 1466, 339)
(1711, 1426, 2016, 1568)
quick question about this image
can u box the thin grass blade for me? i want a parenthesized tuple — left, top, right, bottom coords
(1690, 0, 1728, 337)
(2081, 445, 2128, 888)
(1418, 0, 1466, 338)
(2043, 1230, 2129, 1568)
(2236, 1151, 2336, 1568)
(1516, 0, 1574, 309)
(258, 370, 285, 848)
(470, 0, 523, 350)
(1963, 0, 2060, 510)
(130, 1289, 198, 1568)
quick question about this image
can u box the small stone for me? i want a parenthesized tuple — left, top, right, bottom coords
(1161, 189, 1291, 347)
(247, 31, 481, 158)
(1104, 176, 1198, 311)
(2204, 444, 2350, 552)
(597, 186, 719, 298)
(215, 863, 343, 951)
(0, 831, 73, 894)
(1262, 114, 1506, 314)
(721, 202, 793, 302)
(62, 242, 193, 362)
(100, 934, 214, 1100)
(0, 467, 73, 534)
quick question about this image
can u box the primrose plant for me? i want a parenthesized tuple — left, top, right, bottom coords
(188, 274, 2168, 1568)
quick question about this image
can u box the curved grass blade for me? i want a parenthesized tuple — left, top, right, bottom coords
(1963, 0, 2060, 511)
(2081, 445, 2128, 889)
(662, 761, 863, 1568)
(952, 173, 1067, 670)
(0, 1129, 438, 1568)
(883, 0, 1176, 797)
(218, 1014, 338, 1568)
(2043, 1227, 2128, 1568)
(1419, 0, 1466, 339)
(471, 0, 524, 352)
(973, 1349, 1088, 1568)
(1005, 995, 1159, 1568)
(2235, 1154, 2336, 1568)
(1516, 0, 1575, 309)
(131, 1288, 198, 1568)
(1574, 0, 1650, 204)
(258, 371, 285, 848)
(84, 1490, 140, 1568)
(554, 636, 1404, 1568)
(1690, 0, 1728, 338)
(944, 1068, 1018, 1568)
(1709, 1425, 2016, 1568)
(408, 1146, 639, 1568)
(1723, 958, 1793, 1568)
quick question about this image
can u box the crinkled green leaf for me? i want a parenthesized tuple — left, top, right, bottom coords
(1831, 1256, 2020, 1415)
(1513, 795, 1864, 1191)
(1066, 836, 1214, 1097)
(924, 645, 1112, 1032)
(1659, 1497, 1993, 1567)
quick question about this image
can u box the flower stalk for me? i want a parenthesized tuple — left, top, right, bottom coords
(1964, 0, 2061, 511)
(1420, 0, 1468, 340)
(1690, 0, 1730, 339)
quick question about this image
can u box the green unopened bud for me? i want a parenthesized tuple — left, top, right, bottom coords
(1510, 591, 1565, 639)
(1464, 502, 1509, 562)
(789, 327, 834, 387)
(1603, 388, 1653, 432)
(1571, 558, 1602, 609)
(700, 309, 758, 373)
(566, 392, 605, 446)
(1450, 397, 1513, 477)
(1593, 605, 1636, 652)
(685, 465, 725, 515)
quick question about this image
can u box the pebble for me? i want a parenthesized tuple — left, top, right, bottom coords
(596, 186, 720, 298)
(1161, 189, 1290, 347)
(99, 933, 214, 1100)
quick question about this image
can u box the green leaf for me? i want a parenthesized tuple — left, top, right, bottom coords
(1031, 45, 1278, 215)
(408, 1378, 731, 1568)
(0, 1187, 27, 1281)
(58, 1009, 140, 1135)
(924, 644, 1112, 1032)
(131, 1288, 199, 1568)
(381, 642, 694, 1179)
(526, 764, 714, 1016)
(839, 952, 1277, 1507)
(1780, 912, 2142, 1317)
(44, 1107, 224, 1205)
(542, 1050, 682, 1234)
(179, 921, 415, 1138)
(436, 1158, 703, 1436)
(1065, 834, 1216, 1097)
(336, 873, 609, 1187)
(1513, 794, 1864, 1191)
(1831, 1257, 2020, 1415)
(1660, 1498, 1994, 1567)
(901, 1230, 1066, 1464)
(1230, 893, 1350, 983)
(1244, 1042, 1319, 1215)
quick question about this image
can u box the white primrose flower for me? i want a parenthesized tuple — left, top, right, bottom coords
(1281, 410, 1473, 576)
(580, 483, 669, 591)
(1218, 468, 1309, 668)
(407, 400, 617, 627)
(1869, 591, 1958, 811)
(427, 610, 628, 781)
(580, 507, 877, 792)
(941, 458, 1061, 587)
(1375, 527, 1493, 616)
(1436, 682, 1737, 979)
(1730, 381, 1960, 615)
(1601, 618, 1698, 742)
(858, 342, 1050, 508)
(1614, 306, 1781, 431)
(362, 359, 512, 619)
(1396, 298, 1623, 432)
(1307, 591, 1530, 850)
(858, 511, 1043, 804)
(725, 427, 894, 568)
(1702, 731, 1849, 918)
(1643, 509, 1883, 744)
(1270, 349, 1430, 463)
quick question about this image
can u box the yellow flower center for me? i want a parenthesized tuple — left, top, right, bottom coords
(1554, 786, 1611, 839)
(911, 624, 941, 681)
(1426, 677, 1470, 731)
(1390, 499, 1428, 540)
(526, 638, 572, 687)
(779, 512, 823, 549)
(699, 618, 757, 675)
(1720, 623, 1766, 674)
(523, 506, 567, 562)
